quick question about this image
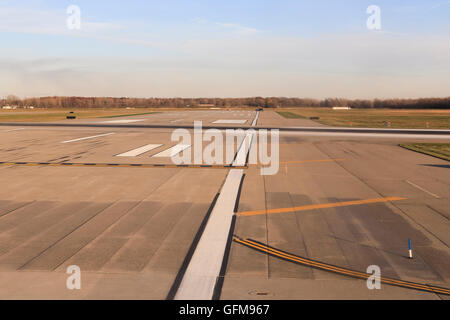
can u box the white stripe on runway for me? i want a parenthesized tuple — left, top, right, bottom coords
(116, 144, 162, 157)
(213, 120, 247, 124)
(174, 168, 243, 300)
(174, 126, 256, 300)
(100, 119, 145, 124)
(234, 132, 254, 166)
(152, 144, 190, 158)
(406, 180, 440, 199)
(61, 133, 115, 144)
(1, 128, 24, 133)
(251, 111, 260, 126)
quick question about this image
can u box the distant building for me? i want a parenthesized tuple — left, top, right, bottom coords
(332, 106, 351, 110)
(2, 105, 12, 109)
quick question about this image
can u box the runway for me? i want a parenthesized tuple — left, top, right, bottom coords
(0, 110, 448, 300)
(1, 121, 449, 137)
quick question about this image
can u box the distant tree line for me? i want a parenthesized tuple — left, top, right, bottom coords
(1, 96, 449, 109)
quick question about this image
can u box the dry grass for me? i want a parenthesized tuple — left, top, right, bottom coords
(277, 108, 450, 129)
(0, 108, 160, 122)
(276, 111, 306, 119)
(400, 143, 450, 161)
(0, 107, 263, 122)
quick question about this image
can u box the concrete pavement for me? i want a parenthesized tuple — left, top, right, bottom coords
(0, 110, 448, 299)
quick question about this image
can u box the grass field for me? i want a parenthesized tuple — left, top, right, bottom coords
(400, 143, 450, 161)
(100, 112, 158, 118)
(0, 109, 159, 122)
(276, 111, 306, 119)
(277, 108, 450, 129)
(0, 107, 261, 122)
(2, 108, 450, 129)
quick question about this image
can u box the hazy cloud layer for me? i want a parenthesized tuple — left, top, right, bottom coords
(1, 2, 449, 98)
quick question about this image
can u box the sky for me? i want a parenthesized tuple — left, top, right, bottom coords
(0, 0, 449, 99)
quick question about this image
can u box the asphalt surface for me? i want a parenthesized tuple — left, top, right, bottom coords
(0, 110, 448, 300)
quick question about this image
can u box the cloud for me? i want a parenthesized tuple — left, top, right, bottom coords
(431, 1, 450, 9)
(190, 17, 261, 35)
(215, 22, 261, 35)
(0, 5, 449, 99)
(0, 6, 121, 35)
(191, 17, 208, 25)
(190, 16, 261, 36)
(2, 31, 450, 99)
(0, 6, 162, 46)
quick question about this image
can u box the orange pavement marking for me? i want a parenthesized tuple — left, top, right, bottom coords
(234, 237, 450, 295)
(237, 197, 407, 217)
(280, 159, 344, 165)
(254, 159, 344, 167)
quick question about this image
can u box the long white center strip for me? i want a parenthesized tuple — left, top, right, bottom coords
(251, 111, 260, 127)
(61, 133, 115, 144)
(233, 132, 254, 167)
(152, 144, 190, 158)
(174, 168, 244, 300)
(116, 144, 162, 157)
(174, 131, 255, 300)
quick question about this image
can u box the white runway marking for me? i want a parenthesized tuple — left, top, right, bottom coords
(100, 119, 145, 124)
(175, 120, 256, 300)
(1, 128, 24, 133)
(61, 132, 115, 144)
(213, 120, 247, 124)
(152, 144, 190, 158)
(171, 119, 184, 123)
(406, 180, 440, 198)
(116, 144, 162, 157)
(251, 111, 260, 126)
(234, 132, 255, 166)
(174, 168, 243, 300)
